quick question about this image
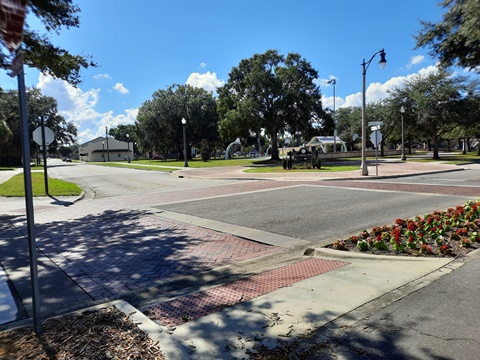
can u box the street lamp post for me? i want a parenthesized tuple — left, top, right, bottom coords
(126, 134, 130, 163)
(181, 118, 189, 167)
(328, 79, 337, 152)
(102, 141, 105, 162)
(400, 106, 406, 161)
(361, 49, 387, 176)
(105, 126, 110, 161)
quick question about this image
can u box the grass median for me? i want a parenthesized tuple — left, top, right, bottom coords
(0, 171, 82, 197)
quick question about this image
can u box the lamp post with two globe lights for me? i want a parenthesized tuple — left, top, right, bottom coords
(361, 49, 387, 176)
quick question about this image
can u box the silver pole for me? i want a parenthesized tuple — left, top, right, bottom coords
(401, 107, 406, 161)
(18, 61, 42, 335)
(361, 61, 368, 175)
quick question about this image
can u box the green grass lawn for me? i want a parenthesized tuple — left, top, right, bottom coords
(89, 157, 272, 169)
(406, 152, 480, 164)
(88, 162, 180, 172)
(0, 172, 82, 197)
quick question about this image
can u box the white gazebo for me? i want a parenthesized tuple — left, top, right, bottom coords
(306, 136, 348, 153)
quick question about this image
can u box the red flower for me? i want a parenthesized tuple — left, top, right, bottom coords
(407, 222, 416, 231)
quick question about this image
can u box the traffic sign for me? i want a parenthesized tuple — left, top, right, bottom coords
(370, 130, 382, 146)
(368, 121, 383, 127)
(33, 126, 54, 146)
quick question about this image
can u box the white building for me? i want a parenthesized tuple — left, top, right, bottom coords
(78, 137, 131, 162)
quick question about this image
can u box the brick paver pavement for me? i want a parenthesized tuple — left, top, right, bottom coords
(28, 210, 282, 301)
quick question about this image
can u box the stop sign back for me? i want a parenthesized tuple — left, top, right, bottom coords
(33, 126, 54, 146)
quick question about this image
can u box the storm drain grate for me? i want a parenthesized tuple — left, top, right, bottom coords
(143, 257, 348, 327)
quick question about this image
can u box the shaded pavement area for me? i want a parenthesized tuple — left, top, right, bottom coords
(1, 209, 281, 320)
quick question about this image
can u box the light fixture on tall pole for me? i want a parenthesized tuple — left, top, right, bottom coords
(126, 134, 130, 163)
(105, 126, 110, 161)
(102, 141, 105, 162)
(361, 49, 387, 176)
(400, 106, 406, 161)
(328, 79, 337, 152)
(181, 118, 189, 167)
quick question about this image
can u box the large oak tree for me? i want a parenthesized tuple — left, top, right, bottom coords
(388, 69, 469, 159)
(217, 50, 324, 160)
(415, 0, 480, 72)
(0, 88, 77, 165)
(136, 84, 218, 159)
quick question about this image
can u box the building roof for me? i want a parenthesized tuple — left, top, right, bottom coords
(306, 136, 346, 145)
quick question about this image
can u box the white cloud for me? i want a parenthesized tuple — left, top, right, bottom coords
(186, 71, 225, 92)
(36, 74, 137, 144)
(37, 73, 100, 115)
(407, 55, 425, 69)
(341, 76, 407, 108)
(93, 73, 112, 80)
(340, 66, 440, 108)
(113, 83, 129, 94)
(200, 62, 207, 69)
(322, 95, 345, 110)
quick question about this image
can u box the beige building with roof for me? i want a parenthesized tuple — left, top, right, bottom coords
(78, 137, 132, 162)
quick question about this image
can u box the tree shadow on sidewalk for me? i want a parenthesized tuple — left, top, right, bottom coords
(1, 209, 279, 322)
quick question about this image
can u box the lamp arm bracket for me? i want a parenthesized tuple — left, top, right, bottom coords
(362, 49, 385, 73)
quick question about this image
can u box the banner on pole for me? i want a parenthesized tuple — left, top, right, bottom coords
(0, 0, 27, 53)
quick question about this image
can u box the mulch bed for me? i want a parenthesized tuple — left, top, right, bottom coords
(0, 307, 164, 360)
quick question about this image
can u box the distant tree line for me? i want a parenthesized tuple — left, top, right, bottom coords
(1, 0, 479, 165)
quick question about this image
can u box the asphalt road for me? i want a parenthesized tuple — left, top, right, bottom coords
(48, 160, 480, 245)
(47, 160, 240, 199)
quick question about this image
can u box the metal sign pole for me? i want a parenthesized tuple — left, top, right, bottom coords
(41, 116, 49, 195)
(17, 55, 42, 335)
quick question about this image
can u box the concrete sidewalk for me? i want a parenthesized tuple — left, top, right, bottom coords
(129, 250, 459, 359)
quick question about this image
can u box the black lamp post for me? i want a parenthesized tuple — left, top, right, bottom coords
(182, 118, 188, 167)
(126, 134, 131, 163)
(361, 49, 387, 176)
(400, 106, 406, 161)
(328, 78, 337, 152)
(102, 141, 105, 162)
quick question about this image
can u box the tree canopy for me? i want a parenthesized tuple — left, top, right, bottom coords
(0, 0, 96, 86)
(415, 0, 480, 72)
(387, 69, 471, 159)
(217, 49, 324, 160)
(0, 88, 77, 165)
(136, 84, 218, 159)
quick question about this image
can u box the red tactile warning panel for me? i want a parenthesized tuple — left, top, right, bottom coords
(143, 257, 349, 327)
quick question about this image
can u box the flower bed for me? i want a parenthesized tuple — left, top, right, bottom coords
(328, 199, 480, 257)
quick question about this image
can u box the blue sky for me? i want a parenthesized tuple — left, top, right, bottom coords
(1, 0, 473, 144)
